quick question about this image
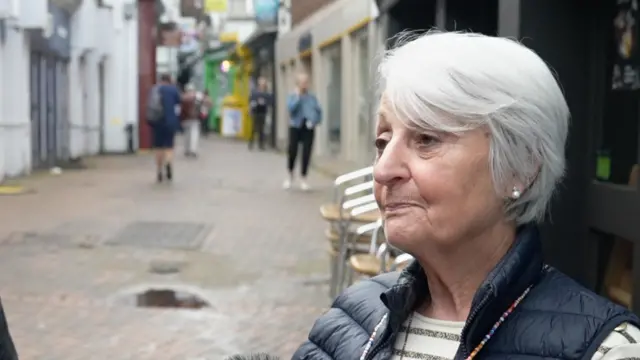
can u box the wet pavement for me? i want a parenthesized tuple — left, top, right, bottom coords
(0, 136, 333, 359)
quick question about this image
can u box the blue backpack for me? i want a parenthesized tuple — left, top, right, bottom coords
(146, 85, 164, 125)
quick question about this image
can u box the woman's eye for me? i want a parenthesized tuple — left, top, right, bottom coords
(374, 138, 388, 151)
(416, 134, 439, 147)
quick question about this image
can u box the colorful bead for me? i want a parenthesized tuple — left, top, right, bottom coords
(359, 314, 388, 360)
(464, 286, 532, 360)
(360, 285, 532, 360)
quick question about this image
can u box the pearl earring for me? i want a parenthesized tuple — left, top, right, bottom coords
(511, 187, 521, 199)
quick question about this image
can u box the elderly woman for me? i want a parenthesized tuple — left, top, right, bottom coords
(293, 32, 640, 360)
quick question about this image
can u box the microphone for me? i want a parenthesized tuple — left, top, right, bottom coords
(225, 354, 281, 360)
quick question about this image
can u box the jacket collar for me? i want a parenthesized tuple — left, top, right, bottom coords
(380, 224, 544, 350)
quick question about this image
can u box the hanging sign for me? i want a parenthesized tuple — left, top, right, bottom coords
(205, 0, 228, 13)
(612, 0, 640, 90)
(253, 0, 279, 28)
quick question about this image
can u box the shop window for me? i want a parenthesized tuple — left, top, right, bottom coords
(323, 43, 342, 156)
(601, 165, 639, 308)
(352, 30, 373, 163)
(596, 92, 639, 186)
(387, 0, 434, 47)
(604, 237, 635, 308)
(596, 0, 640, 187)
(445, 0, 498, 35)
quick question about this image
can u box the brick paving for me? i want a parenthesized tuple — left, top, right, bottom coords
(0, 136, 335, 359)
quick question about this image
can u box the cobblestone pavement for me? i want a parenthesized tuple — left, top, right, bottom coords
(0, 136, 336, 359)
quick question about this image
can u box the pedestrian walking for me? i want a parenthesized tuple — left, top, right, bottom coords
(147, 73, 181, 183)
(283, 73, 322, 191)
(249, 76, 273, 151)
(199, 89, 213, 137)
(0, 298, 17, 360)
(180, 83, 202, 158)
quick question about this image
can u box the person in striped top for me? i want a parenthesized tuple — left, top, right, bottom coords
(392, 315, 640, 359)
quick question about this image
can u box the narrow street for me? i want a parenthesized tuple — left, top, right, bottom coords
(0, 136, 332, 359)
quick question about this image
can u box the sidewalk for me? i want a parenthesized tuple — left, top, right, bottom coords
(0, 136, 334, 359)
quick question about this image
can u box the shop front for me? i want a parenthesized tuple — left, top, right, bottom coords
(241, 0, 280, 148)
(28, 2, 71, 169)
(244, 29, 278, 148)
(275, 0, 377, 167)
(377, 0, 640, 313)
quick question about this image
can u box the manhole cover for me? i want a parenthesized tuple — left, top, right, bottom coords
(104, 221, 211, 250)
(137, 289, 209, 309)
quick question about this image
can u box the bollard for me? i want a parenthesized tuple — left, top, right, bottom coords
(125, 124, 135, 154)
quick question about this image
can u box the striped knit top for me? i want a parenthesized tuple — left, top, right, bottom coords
(391, 312, 640, 360)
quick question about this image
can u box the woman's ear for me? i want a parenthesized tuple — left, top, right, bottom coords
(508, 163, 541, 199)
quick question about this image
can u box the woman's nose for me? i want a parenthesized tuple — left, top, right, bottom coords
(373, 141, 410, 186)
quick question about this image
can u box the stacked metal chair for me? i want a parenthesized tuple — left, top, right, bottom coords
(320, 166, 414, 299)
(344, 220, 413, 287)
(320, 166, 379, 298)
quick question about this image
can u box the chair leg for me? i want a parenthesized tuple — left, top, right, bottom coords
(345, 262, 354, 286)
(334, 225, 349, 297)
(328, 248, 339, 299)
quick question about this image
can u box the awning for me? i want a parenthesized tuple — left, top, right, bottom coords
(243, 26, 278, 49)
(205, 42, 237, 61)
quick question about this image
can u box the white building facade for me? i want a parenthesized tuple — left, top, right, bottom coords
(0, 0, 138, 183)
(99, 0, 139, 153)
(275, 0, 383, 168)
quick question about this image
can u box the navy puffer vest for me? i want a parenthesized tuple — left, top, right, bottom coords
(292, 225, 640, 360)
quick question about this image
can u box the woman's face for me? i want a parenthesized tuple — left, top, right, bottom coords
(373, 96, 506, 252)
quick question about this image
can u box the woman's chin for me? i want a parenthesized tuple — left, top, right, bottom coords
(383, 223, 415, 253)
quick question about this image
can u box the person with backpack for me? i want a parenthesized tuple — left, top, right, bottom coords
(146, 73, 182, 183)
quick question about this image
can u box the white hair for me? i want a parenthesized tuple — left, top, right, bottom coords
(378, 31, 569, 224)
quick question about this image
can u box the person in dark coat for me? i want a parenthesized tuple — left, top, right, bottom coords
(249, 76, 273, 151)
(0, 299, 17, 360)
(293, 31, 640, 360)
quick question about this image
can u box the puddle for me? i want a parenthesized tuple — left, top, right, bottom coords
(136, 289, 210, 309)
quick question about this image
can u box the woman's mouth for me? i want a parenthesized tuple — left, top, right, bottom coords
(383, 202, 416, 213)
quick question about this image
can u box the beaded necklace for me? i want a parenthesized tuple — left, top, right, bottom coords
(359, 285, 532, 360)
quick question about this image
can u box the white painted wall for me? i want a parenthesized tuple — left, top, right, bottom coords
(68, 0, 97, 158)
(67, 0, 137, 155)
(0, 0, 136, 182)
(96, 0, 139, 153)
(0, 0, 48, 182)
(0, 25, 32, 181)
